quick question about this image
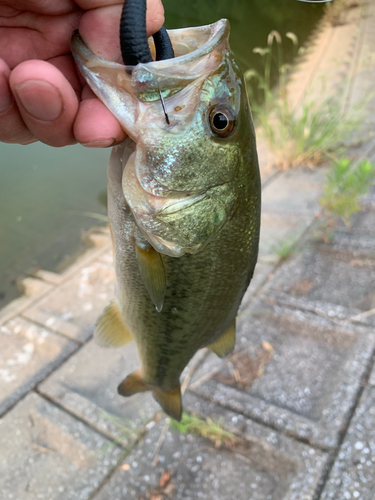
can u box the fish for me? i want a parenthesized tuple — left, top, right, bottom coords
(71, 17, 261, 421)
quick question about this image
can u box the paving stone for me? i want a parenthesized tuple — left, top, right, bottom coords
(0, 317, 78, 416)
(0, 267, 28, 312)
(257, 135, 278, 181)
(347, 2, 375, 135)
(0, 277, 53, 326)
(262, 167, 327, 216)
(0, 392, 123, 500)
(92, 393, 328, 500)
(39, 338, 160, 446)
(321, 365, 375, 500)
(316, 207, 375, 256)
(34, 269, 66, 285)
(258, 212, 311, 264)
(188, 300, 375, 450)
(262, 245, 375, 327)
(99, 248, 114, 265)
(22, 259, 116, 341)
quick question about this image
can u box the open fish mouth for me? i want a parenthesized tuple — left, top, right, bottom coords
(70, 19, 231, 140)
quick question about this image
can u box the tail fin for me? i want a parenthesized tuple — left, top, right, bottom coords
(117, 370, 182, 421)
(153, 386, 182, 422)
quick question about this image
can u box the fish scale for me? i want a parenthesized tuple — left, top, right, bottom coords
(71, 19, 261, 420)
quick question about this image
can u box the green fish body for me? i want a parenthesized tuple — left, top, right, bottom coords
(71, 20, 261, 420)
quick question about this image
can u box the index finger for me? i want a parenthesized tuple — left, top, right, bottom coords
(78, 0, 164, 62)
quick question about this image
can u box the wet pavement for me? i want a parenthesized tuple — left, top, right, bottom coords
(1, 2, 375, 499)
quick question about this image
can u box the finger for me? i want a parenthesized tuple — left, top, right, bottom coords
(10, 60, 79, 147)
(48, 54, 82, 96)
(74, 85, 126, 147)
(0, 58, 35, 144)
(79, 1, 164, 61)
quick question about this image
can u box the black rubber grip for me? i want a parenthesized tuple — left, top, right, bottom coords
(120, 0, 174, 65)
(120, 0, 153, 65)
(153, 25, 175, 61)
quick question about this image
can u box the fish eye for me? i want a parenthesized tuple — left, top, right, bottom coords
(209, 106, 235, 138)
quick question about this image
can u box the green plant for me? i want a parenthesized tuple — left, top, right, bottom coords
(171, 412, 240, 448)
(99, 412, 139, 449)
(318, 156, 375, 238)
(245, 32, 363, 170)
(272, 235, 298, 262)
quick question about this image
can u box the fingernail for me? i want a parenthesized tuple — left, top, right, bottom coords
(15, 80, 63, 121)
(82, 138, 115, 148)
(0, 74, 13, 114)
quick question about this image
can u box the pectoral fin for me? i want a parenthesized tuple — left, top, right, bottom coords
(94, 301, 133, 348)
(207, 322, 236, 358)
(135, 243, 166, 312)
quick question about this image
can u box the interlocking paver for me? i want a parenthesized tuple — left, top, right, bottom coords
(0, 277, 52, 326)
(188, 300, 375, 450)
(22, 259, 115, 341)
(0, 317, 78, 416)
(262, 244, 375, 327)
(38, 338, 159, 445)
(258, 212, 311, 264)
(0, 392, 123, 500)
(321, 367, 375, 500)
(261, 167, 327, 216)
(319, 206, 375, 256)
(92, 393, 328, 500)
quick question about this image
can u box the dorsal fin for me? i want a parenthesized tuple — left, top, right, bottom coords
(94, 301, 133, 348)
(135, 242, 166, 312)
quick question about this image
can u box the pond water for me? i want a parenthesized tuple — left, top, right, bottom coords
(0, 0, 325, 308)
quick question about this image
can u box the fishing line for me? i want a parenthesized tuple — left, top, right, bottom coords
(158, 89, 170, 125)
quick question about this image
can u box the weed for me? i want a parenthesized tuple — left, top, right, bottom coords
(171, 412, 240, 448)
(318, 156, 375, 240)
(245, 32, 364, 170)
(272, 235, 298, 261)
(99, 412, 140, 450)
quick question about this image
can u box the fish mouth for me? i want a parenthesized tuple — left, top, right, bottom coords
(70, 18, 230, 105)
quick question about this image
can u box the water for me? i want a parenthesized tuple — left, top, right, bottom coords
(163, 0, 325, 74)
(0, 0, 325, 308)
(0, 144, 109, 306)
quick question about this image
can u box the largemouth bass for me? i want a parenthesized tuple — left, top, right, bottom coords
(71, 18, 261, 421)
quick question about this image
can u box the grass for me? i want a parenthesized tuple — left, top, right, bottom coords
(245, 31, 364, 170)
(171, 411, 241, 448)
(272, 235, 299, 262)
(318, 156, 375, 240)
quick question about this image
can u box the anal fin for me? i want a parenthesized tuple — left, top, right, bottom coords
(207, 322, 236, 358)
(118, 370, 148, 396)
(94, 301, 133, 348)
(135, 242, 166, 312)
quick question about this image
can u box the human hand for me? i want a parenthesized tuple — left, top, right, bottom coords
(0, 0, 164, 147)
